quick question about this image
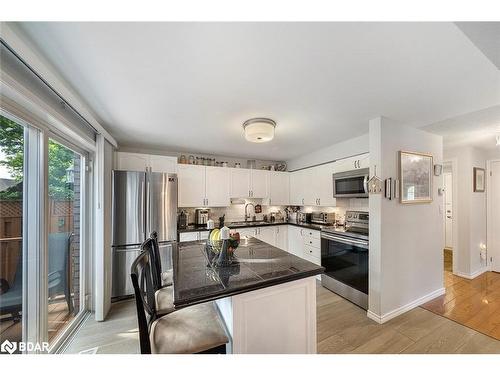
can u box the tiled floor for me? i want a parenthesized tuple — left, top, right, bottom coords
(421, 270, 500, 341)
(65, 283, 500, 354)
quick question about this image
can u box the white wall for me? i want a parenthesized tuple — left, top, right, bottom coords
(286, 134, 369, 171)
(444, 146, 488, 277)
(368, 117, 444, 322)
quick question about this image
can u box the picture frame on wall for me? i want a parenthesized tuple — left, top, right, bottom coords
(399, 150, 433, 204)
(473, 167, 485, 192)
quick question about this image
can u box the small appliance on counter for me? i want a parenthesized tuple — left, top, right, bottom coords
(311, 212, 335, 225)
(195, 208, 210, 226)
(298, 212, 311, 223)
(178, 210, 188, 229)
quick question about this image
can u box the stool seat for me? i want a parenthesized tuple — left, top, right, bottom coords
(150, 302, 229, 354)
(154, 286, 175, 315)
(161, 269, 173, 286)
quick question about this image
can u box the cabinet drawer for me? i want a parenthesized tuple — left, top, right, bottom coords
(302, 229, 320, 239)
(199, 231, 209, 240)
(303, 252, 321, 266)
(179, 232, 199, 242)
(304, 243, 320, 259)
(303, 236, 320, 249)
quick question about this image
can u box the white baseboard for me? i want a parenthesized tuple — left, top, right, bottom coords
(367, 287, 445, 324)
(454, 267, 488, 280)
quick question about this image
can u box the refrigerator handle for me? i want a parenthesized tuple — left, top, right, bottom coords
(145, 175, 151, 238)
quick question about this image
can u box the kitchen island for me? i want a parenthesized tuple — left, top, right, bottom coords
(172, 236, 324, 354)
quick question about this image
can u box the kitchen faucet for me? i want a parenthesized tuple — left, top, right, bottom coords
(245, 203, 256, 222)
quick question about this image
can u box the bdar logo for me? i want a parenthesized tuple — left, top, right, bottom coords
(1, 339, 17, 354)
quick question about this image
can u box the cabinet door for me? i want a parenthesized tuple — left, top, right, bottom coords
(251, 169, 269, 198)
(302, 168, 318, 206)
(269, 171, 289, 206)
(230, 168, 251, 198)
(357, 153, 370, 169)
(289, 170, 305, 205)
(205, 166, 230, 207)
(179, 232, 199, 242)
(178, 164, 206, 207)
(275, 225, 288, 251)
(333, 155, 358, 173)
(287, 226, 304, 257)
(236, 228, 257, 238)
(316, 163, 336, 207)
(149, 155, 177, 173)
(256, 226, 276, 246)
(115, 152, 149, 171)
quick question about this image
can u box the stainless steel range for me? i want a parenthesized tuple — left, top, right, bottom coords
(321, 211, 369, 309)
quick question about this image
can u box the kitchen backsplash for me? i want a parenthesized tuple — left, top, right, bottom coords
(179, 197, 368, 225)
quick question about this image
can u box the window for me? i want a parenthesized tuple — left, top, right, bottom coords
(47, 139, 83, 343)
(0, 114, 25, 352)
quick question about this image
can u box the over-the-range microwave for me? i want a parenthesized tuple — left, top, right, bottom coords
(332, 168, 369, 198)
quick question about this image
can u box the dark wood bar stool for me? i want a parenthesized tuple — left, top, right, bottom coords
(130, 238, 228, 354)
(148, 232, 175, 316)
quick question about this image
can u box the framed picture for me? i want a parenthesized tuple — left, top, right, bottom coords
(399, 151, 433, 204)
(473, 167, 485, 192)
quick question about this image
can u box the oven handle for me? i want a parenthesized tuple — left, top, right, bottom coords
(321, 232, 369, 248)
(363, 175, 368, 194)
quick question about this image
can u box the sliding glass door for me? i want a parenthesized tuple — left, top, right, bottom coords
(0, 114, 25, 353)
(47, 139, 84, 343)
(0, 111, 92, 353)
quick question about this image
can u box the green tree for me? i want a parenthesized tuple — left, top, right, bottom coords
(0, 115, 76, 200)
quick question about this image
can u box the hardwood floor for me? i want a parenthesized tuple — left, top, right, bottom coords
(421, 269, 500, 341)
(0, 298, 75, 352)
(65, 282, 500, 354)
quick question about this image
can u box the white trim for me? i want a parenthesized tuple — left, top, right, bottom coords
(367, 287, 445, 324)
(443, 158, 459, 275)
(487, 159, 500, 272)
(0, 23, 117, 147)
(454, 267, 489, 280)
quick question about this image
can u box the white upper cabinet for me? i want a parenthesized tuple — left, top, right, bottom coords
(289, 169, 306, 205)
(115, 152, 150, 171)
(149, 154, 178, 173)
(251, 169, 269, 198)
(115, 152, 177, 173)
(178, 164, 206, 207)
(333, 153, 369, 173)
(205, 166, 231, 207)
(230, 168, 252, 198)
(178, 164, 230, 207)
(269, 171, 290, 206)
(315, 163, 336, 207)
(230, 168, 269, 199)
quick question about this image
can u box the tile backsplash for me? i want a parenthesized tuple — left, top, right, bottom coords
(179, 198, 368, 225)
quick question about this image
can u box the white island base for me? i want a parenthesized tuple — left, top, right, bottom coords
(215, 276, 317, 354)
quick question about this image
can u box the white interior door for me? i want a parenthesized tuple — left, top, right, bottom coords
(444, 172, 453, 249)
(490, 162, 500, 272)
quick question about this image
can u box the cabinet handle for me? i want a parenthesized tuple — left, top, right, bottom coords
(318, 198, 321, 205)
(302, 198, 304, 205)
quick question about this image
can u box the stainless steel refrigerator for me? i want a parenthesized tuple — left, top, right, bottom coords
(111, 170, 177, 298)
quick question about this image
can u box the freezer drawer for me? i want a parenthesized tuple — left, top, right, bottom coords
(112, 246, 141, 298)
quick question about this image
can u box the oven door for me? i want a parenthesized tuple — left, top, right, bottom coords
(333, 169, 369, 197)
(321, 232, 369, 296)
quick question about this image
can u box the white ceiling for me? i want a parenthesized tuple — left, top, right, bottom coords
(14, 22, 500, 161)
(424, 105, 500, 152)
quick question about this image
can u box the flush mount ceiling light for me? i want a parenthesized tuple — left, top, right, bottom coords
(243, 118, 276, 143)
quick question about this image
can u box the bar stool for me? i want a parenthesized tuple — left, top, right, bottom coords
(130, 238, 228, 354)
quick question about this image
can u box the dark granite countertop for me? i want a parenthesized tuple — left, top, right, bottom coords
(178, 221, 330, 233)
(172, 237, 324, 308)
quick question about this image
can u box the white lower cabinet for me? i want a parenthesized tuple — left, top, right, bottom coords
(179, 231, 209, 242)
(275, 225, 288, 251)
(255, 226, 276, 246)
(286, 226, 321, 265)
